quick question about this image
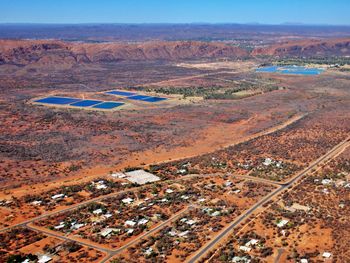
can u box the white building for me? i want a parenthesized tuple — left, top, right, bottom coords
(321, 179, 332, 185)
(165, 189, 174, 194)
(263, 158, 273, 166)
(239, 245, 252, 252)
(54, 222, 65, 230)
(125, 220, 137, 227)
(124, 170, 160, 185)
(51, 194, 65, 200)
(322, 252, 332, 258)
(122, 197, 134, 204)
(93, 208, 103, 215)
(178, 230, 189, 237)
(276, 219, 289, 228)
(245, 239, 258, 247)
(38, 255, 52, 263)
(138, 218, 149, 225)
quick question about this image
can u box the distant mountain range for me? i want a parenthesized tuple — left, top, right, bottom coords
(0, 37, 349, 68)
(0, 40, 248, 67)
(0, 24, 349, 42)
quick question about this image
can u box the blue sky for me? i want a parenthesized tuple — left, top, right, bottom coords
(0, 0, 349, 25)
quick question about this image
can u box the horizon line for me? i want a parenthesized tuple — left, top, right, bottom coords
(1, 22, 350, 27)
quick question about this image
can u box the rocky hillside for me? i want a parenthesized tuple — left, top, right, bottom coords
(252, 38, 350, 57)
(0, 40, 248, 66)
(1, 38, 349, 68)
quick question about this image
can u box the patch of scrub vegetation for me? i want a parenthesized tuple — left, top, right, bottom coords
(275, 57, 350, 66)
(131, 78, 282, 100)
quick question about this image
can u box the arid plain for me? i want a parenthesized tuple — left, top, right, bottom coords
(0, 25, 350, 262)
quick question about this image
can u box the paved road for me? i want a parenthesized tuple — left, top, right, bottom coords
(26, 224, 113, 254)
(187, 137, 350, 263)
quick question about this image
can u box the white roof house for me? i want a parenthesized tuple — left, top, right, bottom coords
(96, 184, 107, 190)
(100, 228, 113, 237)
(111, 172, 126, 178)
(186, 220, 197, 225)
(100, 228, 120, 237)
(103, 213, 113, 219)
(168, 230, 177, 236)
(322, 179, 332, 185)
(138, 218, 149, 225)
(54, 222, 65, 230)
(245, 239, 259, 247)
(144, 247, 153, 256)
(38, 255, 52, 263)
(126, 228, 134, 234)
(125, 220, 137, 227)
(51, 194, 65, 200)
(165, 189, 174, 194)
(263, 158, 273, 166)
(232, 256, 251, 263)
(277, 219, 289, 228)
(322, 188, 329, 194)
(211, 211, 221, 217)
(71, 223, 85, 230)
(93, 208, 103, 215)
(122, 197, 134, 204)
(239, 245, 252, 252)
(224, 181, 233, 187)
(178, 230, 189, 237)
(322, 252, 332, 258)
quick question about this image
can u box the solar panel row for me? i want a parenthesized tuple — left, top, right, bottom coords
(92, 101, 124, 109)
(35, 97, 81, 105)
(34, 96, 124, 110)
(105, 90, 167, 103)
(106, 90, 136, 96)
(70, 100, 102, 107)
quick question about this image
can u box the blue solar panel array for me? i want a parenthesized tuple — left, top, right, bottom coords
(142, 97, 167, 102)
(70, 99, 102, 107)
(105, 90, 167, 103)
(92, 101, 124, 109)
(35, 96, 81, 105)
(127, 95, 151, 100)
(34, 96, 124, 110)
(106, 90, 136, 96)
